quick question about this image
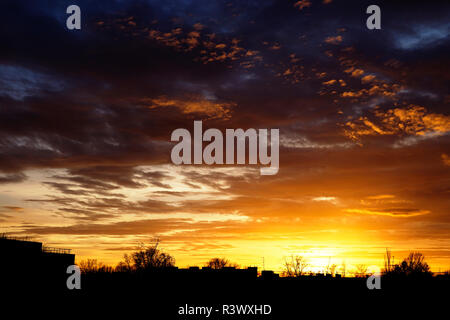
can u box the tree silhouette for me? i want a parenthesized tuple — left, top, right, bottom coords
(79, 259, 113, 273)
(383, 248, 393, 273)
(120, 240, 175, 271)
(282, 255, 309, 277)
(395, 252, 431, 275)
(329, 264, 338, 276)
(115, 260, 132, 273)
(340, 261, 347, 277)
(354, 264, 368, 277)
(205, 258, 239, 269)
(386, 252, 432, 277)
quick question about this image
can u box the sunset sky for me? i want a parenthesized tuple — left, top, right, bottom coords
(1, 0, 449, 273)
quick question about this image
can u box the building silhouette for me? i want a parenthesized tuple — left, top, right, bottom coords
(0, 235, 75, 290)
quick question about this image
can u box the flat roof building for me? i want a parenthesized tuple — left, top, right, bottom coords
(0, 235, 75, 290)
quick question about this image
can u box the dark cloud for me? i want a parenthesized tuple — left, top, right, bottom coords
(20, 218, 211, 236)
(0, 1, 448, 178)
(0, 173, 27, 184)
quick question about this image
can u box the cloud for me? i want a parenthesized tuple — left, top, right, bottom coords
(344, 208, 430, 217)
(19, 212, 251, 236)
(312, 196, 338, 204)
(366, 195, 395, 200)
(144, 96, 235, 120)
(323, 79, 337, 85)
(394, 24, 450, 50)
(0, 65, 65, 100)
(20, 218, 196, 235)
(0, 173, 27, 184)
(350, 69, 364, 77)
(442, 154, 450, 166)
(344, 105, 450, 143)
(361, 75, 376, 83)
(324, 35, 343, 45)
(294, 1, 311, 11)
(393, 107, 450, 135)
(280, 134, 351, 149)
(1, 206, 23, 212)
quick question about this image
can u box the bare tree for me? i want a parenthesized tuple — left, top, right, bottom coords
(391, 252, 432, 276)
(282, 255, 309, 277)
(354, 264, 368, 277)
(78, 259, 100, 273)
(383, 248, 393, 274)
(79, 259, 112, 273)
(341, 261, 347, 277)
(329, 264, 337, 276)
(127, 240, 175, 271)
(115, 253, 133, 272)
(115, 261, 131, 273)
(205, 258, 239, 269)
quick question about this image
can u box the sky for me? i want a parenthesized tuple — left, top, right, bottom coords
(0, 0, 449, 273)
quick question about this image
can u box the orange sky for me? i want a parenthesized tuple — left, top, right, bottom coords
(0, 0, 449, 275)
(1, 162, 450, 273)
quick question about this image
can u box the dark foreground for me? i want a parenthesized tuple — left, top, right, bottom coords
(3, 270, 449, 318)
